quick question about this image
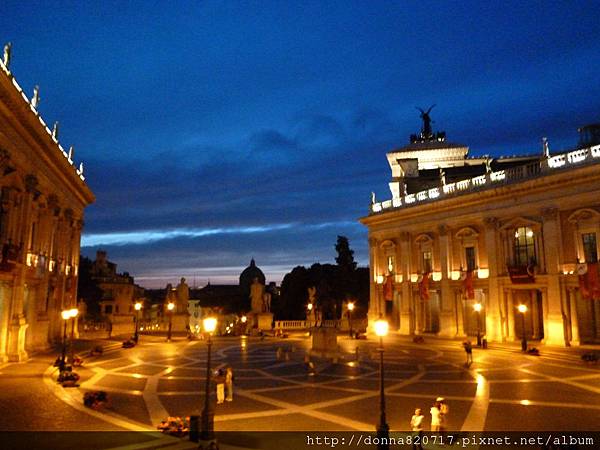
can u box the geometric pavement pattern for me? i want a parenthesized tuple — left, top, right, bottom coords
(53, 335, 600, 432)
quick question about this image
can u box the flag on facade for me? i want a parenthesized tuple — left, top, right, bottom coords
(383, 275, 394, 301)
(579, 262, 600, 300)
(463, 270, 475, 299)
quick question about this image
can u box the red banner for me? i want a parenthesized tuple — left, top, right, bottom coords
(463, 270, 475, 299)
(419, 272, 430, 301)
(579, 262, 600, 300)
(383, 275, 394, 301)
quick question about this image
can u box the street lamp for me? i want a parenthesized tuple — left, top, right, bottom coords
(517, 304, 528, 352)
(134, 302, 143, 343)
(200, 316, 217, 447)
(347, 302, 355, 337)
(374, 317, 390, 450)
(167, 302, 175, 341)
(59, 309, 71, 370)
(68, 308, 79, 364)
(473, 303, 482, 347)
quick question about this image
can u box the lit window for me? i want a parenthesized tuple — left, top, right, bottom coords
(422, 251, 432, 273)
(465, 246, 476, 271)
(582, 233, 598, 263)
(514, 227, 536, 266)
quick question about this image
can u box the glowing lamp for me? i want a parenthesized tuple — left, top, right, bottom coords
(61, 310, 71, 320)
(376, 275, 384, 284)
(477, 268, 489, 279)
(167, 302, 175, 311)
(134, 302, 143, 311)
(374, 318, 389, 337)
(203, 317, 217, 333)
(69, 308, 79, 318)
(473, 303, 482, 312)
(307, 303, 313, 311)
(347, 302, 355, 312)
(517, 304, 528, 314)
(240, 315, 247, 323)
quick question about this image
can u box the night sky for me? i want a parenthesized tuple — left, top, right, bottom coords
(3, 1, 600, 287)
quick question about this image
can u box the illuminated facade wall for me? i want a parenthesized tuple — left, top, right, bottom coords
(362, 137, 600, 346)
(0, 55, 94, 361)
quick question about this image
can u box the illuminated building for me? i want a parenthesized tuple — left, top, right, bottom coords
(361, 113, 600, 346)
(0, 47, 94, 360)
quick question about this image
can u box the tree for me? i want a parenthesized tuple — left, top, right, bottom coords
(335, 235, 357, 271)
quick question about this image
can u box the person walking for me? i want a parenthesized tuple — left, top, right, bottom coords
(410, 408, 424, 450)
(437, 397, 449, 432)
(430, 400, 441, 432)
(215, 369, 225, 404)
(463, 340, 473, 367)
(225, 367, 234, 402)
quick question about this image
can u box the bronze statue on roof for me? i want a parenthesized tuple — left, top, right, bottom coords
(417, 105, 436, 139)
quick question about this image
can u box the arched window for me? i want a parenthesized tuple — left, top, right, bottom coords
(514, 226, 536, 266)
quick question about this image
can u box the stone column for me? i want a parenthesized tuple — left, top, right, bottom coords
(437, 224, 454, 336)
(367, 237, 380, 330)
(483, 217, 503, 342)
(399, 232, 413, 334)
(7, 184, 36, 361)
(568, 288, 581, 345)
(541, 207, 568, 346)
(506, 289, 515, 340)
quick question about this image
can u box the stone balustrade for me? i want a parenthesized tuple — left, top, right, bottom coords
(371, 144, 600, 214)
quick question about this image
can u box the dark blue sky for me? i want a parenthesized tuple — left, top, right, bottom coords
(3, 1, 600, 287)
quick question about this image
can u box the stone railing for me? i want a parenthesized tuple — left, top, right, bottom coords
(0, 56, 85, 181)
(371, 144, 600, 214)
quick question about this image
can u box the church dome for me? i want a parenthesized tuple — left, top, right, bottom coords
(239, 259, 266, 293)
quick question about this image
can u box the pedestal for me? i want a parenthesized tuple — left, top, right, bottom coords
(311, 327, 339, 360)
(171, 313, 190, 332)
(256, 312, 273, 331)
(7, 315, 29, 362)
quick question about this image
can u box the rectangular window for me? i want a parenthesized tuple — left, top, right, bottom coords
(105, 305, 113, 314)
(465, 246, 476, 271)
(422, 251, 432, 273)
(582, 233, 598, 263)
(514, 227, 536, 266)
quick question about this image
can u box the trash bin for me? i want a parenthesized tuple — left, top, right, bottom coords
(482, 338, 488, 349)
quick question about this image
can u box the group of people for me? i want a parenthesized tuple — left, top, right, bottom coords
(410, 397, 449, 436)
(214, 366, 234, 404)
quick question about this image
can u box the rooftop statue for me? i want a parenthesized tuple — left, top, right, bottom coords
(31, 85, 40, 109)
(416, 105, 436, 139)
(3, 42, 11, 69)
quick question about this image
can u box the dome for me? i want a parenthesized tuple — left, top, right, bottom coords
(239, 259, 266, 293)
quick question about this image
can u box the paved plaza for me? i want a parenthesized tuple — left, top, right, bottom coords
(1, 334, 600, 448)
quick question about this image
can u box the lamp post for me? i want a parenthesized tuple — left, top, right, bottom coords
(167, 302, 175, 341)
(134, 302, 142, 343)
(200, 316, 217, 447)
(518, 304, 528, 352)
(374, 317, 390, 450)
(347, 302, 355, 337)
(68, 308, 78, 363)
(307, 303, 313, 332)
(473, 303, 482, 347)
(60, 309, 70, 370)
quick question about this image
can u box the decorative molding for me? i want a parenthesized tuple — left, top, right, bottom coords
(541, 207, 559, 221)
(438, 224, 449, 236)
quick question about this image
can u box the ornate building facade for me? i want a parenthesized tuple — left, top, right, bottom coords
(361, 113, 600, 346)
(0, 45, 94, 360)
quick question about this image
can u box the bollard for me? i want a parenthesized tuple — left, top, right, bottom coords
(189, 415, 199, 442)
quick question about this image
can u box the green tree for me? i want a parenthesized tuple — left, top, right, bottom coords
(335, 235, 357, 271)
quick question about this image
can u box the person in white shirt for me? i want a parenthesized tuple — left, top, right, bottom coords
(430, 401, 441, 432)
(410, 408, 424, 450)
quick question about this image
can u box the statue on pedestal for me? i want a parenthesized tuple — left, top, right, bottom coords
(176, 277, 190, 313)
(250, 277, 265, 314)
(31, 85, 40, 109)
